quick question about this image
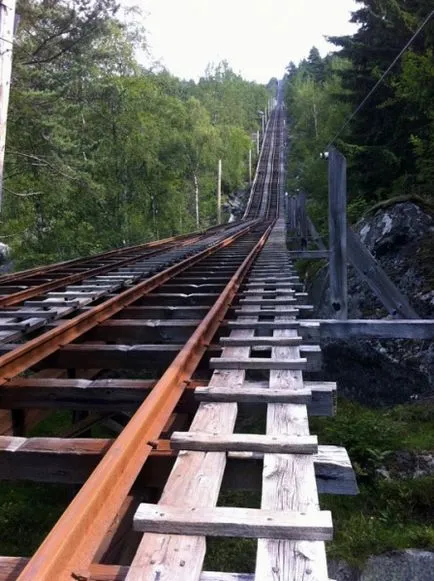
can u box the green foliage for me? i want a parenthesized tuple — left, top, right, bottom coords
(0, 482, 72, 556)
(311, 399, 434, 479)
(323, 478, 434, 567)
(285, 1, 434, 226)
(1, 3, 271, 267)
(284, 54, 352, 230)
(329, 0, 434, 203)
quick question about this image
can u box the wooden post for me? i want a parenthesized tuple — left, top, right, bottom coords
(297, 190, 308, 247)
(256, 130, 260, 155)
(0, 0, 16, 211)
(248, 148, 252, 185)
(217, 159, 222, 224)
(328, 147, 348, 319)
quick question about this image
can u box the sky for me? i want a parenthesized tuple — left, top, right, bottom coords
(121, 0, 360, 83)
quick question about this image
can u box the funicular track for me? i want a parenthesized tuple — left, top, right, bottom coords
(0, 102, 356, 581)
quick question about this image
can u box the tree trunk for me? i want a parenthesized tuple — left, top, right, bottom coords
(193, 172, 199, 228)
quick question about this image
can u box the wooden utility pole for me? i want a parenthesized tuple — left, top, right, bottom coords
(248, 148, 252, 185)
(328, 147, 348, 319)
(217, 159, 222, 224)
(0, 0, 16, 211)
(256, 130, 260, 155)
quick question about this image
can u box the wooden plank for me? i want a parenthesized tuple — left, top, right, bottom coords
(0, 559, 337, 581)
(133, 503, 332, 540)
(209, 357, 307, 370)
(328, 147, 348, 319)
(220, 336, 302, 346)
(270, 319, 434, 340)
(126, 315, 256, 579)
(233, 309, 299, 316)
(194, 385, 311, 404)
(171, 432, 318, 454)
(256, 243, 331, 579)
(307, 216, 327, 251)
(347, 227, 419, 319)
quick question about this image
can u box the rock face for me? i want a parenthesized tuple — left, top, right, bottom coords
(225, 188, 250, 222)
(306, 202, 434, 405)
(330, 550, 434, 581)
(0, 242, 12, 273)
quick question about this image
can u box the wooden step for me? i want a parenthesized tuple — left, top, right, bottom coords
(210, 357, 307, 370)
(194, 385, 311, 404)
(133, 503, 333, 541)
(220, 336, 302, 346)
(171, 431, 318, 453)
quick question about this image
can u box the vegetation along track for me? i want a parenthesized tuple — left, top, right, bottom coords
(0, 103, 356, 580)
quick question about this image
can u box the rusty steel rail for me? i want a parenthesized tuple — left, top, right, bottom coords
(0, 222, 258, 384)
(16, 223, 274, 581)
(0, 222, 234, 287)
(0, 233, 204, 308)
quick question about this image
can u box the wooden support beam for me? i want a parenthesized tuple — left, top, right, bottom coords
(171, 432, 318, 454)
(0, 378, 198, 411)
(194, 385, 312, 404)
(328, 147, 348, 319)
(133, 503, 333, 541)
(0, 437, 355, 492)
(347, 227, 419, 319)
(210, 357, 307, 370)
(307, 216, 327, 251)
(0, 559, 338, 581)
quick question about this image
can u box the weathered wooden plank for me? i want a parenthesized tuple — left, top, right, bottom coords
(171, 432, 318, 454)
(347, 227, 419, 319)
(126, 317, 255, 579)
(133, 503, 332, 540)
(256, 263, 331, 579)
(282, 319, 434, 340)
(0, 559, 338, 581)
(0, 378, 199, 411)
(220, 335, 302, 346)
(195, 385, 312, 404)
(328, 147, 348, 319)
(210, 357, 307, 370)
(307, 216, 327, 251)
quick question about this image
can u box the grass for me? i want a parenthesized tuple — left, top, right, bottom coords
(204, 399, 434, 572)
(1, 400, 433, 570)
(0, 482, 73, 556)
(323, 477, 434, 567)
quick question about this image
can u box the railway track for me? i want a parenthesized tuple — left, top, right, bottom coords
(0, 102, 356, 580)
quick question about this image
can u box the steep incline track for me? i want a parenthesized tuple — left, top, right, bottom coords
(0, 99, 356, 581)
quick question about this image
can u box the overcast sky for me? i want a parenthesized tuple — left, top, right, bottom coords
(121, 0, 360, 83)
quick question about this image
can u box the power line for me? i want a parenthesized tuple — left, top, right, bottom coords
(326, 8, 434, 150)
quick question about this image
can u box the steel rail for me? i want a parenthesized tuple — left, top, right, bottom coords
(0, 223, 233, 286)
(17, 222, 274, 581)
(0, 233, 204, 308)
(0, 222, 257, 384)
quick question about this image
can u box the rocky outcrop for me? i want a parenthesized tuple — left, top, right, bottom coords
(329, 550, 434, 581)
(306, 201, 434, 405)
(225, 188, 250, 221)
(0, 242, 12, 273)
(378, 450, 434, 480)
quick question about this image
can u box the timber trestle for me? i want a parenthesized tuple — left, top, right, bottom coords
(0, 100, 356, 580)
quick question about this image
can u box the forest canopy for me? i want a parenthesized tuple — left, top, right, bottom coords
(284, 0, 434, 229)
(1, 0, 271, 267)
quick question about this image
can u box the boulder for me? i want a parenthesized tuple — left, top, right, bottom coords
(362, 550, 434, 581)
(306, 201, 434, 404)
(329, 550, 434, 581)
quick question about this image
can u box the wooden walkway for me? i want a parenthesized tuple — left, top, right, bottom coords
(127, 218, 356, 580)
